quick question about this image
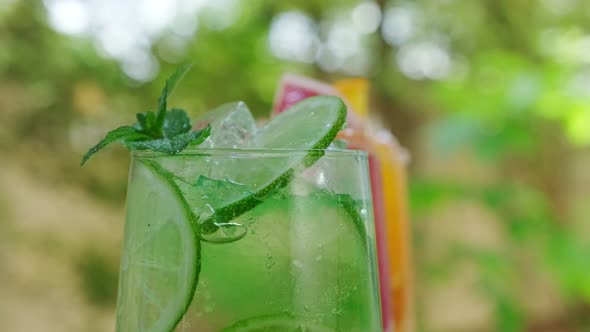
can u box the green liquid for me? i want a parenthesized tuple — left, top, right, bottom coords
(181, 194, 381, 331)
(116, 153, 382, 332)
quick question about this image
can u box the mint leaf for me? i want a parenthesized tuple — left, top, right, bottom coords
(163, 108, 191, 138)
(125, 125, 211, 154)
(81, 64, 213, 165)
(80, 126, 151, 165)
(135, 111, 161, 137)
(156, 64, 192, 129)
(187, 125, 211, 146)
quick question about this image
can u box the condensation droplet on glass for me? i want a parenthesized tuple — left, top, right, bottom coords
(331, 308, 343, 316)
(360, 208, 367, 217)
(247, 216, 256, 226)
(292, 259, 303, 269)
(121, 253, 129, 270)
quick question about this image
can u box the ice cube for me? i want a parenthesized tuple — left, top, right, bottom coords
(194, 101, 257, 148)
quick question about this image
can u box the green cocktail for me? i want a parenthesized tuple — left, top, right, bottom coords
(118, 148, 381, 331)
(81, 66, 383, 331)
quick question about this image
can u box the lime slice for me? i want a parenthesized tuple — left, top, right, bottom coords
(271, 73, 343, 116)
(221, 313, 333, 332)
(253, 96, 345, 151)
(271, 73, 363, 129)
(165, 96, 347, 235)
(116, 160, 199, 332)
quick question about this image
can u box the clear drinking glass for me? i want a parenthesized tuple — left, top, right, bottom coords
(116, 149, 382, 331)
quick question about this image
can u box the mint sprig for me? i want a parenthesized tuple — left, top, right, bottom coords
(81, 64, 210, 165)
(125, 126, 211, 154)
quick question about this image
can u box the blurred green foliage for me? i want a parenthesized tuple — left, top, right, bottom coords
(75, 247, 119, 308)
(2, 0, 590, 331)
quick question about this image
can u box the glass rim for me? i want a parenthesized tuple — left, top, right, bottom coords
(131, 148, 369, 158)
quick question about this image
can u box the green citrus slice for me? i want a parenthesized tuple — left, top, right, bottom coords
(115, 160, 199, 332)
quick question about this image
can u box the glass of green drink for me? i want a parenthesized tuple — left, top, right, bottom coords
(80, 65, 383, 331)
(117, 148, 382, 331)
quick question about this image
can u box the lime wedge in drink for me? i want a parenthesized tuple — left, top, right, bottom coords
(162, 96, 347, 235)
(252, 96, 345, 152)
(116, 160, 199, 332)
